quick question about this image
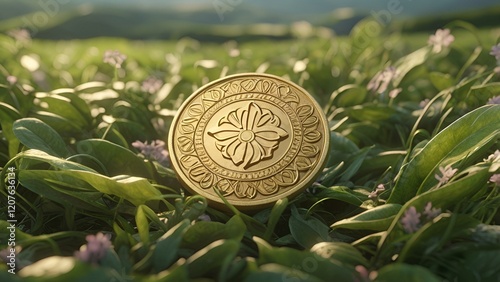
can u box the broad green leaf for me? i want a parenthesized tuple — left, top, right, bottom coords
(19, 170, 110, 212)
(253, 237, 355, 281)
(0, 102, 21, 158)
(20, 170, 161, 206)
(375, 263, 441, 282)
(336, 85, 368, 107)
(289, 206, 331, 249)
(136, 205, 151, 246)
(35, 93, 90, 129)
(151, 261, 190, 282)
(331, 204, 402, 231)
(388, 105, 500, 204)
(18, 256, 118, 281)
(181, 215, 246, 250)
(153, 220, 191, 273)
(393, 47, 430, 86)
(76, 139, 153, 178)
(313, 186, 363, 206)
(310, 242, 369, 266)
(185, 239, 240, 278)
(348, 105, 397, 122)
(9, 149, 95, 172)
(244, 264, 323, 282)
(13, 118, 70, 157)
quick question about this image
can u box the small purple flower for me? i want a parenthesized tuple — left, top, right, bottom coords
(401, 206, 421, 233)
(141, 76, 163, 94)
(487, 96, 500, 105)
(490, 43, 500, 61)
(428, 28, 454, 53)
(367, 66, 398, 94)
(74, 232, 112, 265)
(490, 174, 500, 186)
(435, 164, 458, 186)
(422, 202, 441, 220)
(103, 50, 127, 68)
(132, 140, 170, 166)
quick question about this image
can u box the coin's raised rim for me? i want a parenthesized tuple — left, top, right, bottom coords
(168, 72, 330, 211)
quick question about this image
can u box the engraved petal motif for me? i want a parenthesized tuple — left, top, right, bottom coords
(207, 102, 289, 168)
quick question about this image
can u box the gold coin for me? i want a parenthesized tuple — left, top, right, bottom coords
(168, 73, 329, 211)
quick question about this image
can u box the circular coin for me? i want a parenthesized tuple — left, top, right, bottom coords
(168, 73, 329, 211)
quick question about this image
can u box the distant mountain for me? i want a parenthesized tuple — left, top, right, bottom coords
(1, 0, 499, 40)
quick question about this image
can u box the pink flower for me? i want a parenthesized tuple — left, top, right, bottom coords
(490, 174, 500, 186)
(428, 28, 454, 53)
(368, 184, 386, 199)
(487, 96, 500, 105)
(103, 50, 127, 68)
(74, 232, 113, 265)
(141, 76, 163, 94)
(8, 28, 31, 43)
(367, 66, 398, 94)
(132, 140, 170, 166)
(435, 164, 458, 186)
(422, 202, 441, 220)
(490, 43, 500, 61)
(401, 206, 421, 233)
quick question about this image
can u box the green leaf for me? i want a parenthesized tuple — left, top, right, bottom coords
(13, 118, 70, 157)
(76, 139, 153, 178)
(185, 239, 240, 278)
(393, 47, 430, 86)
(245, 264, 323, 282)
(20, 170, 162, 206)
(348, 105, 397, 122)
(18, 256, 118, 281)
(253, 237, 355, 281)
(331, 204, 402, 231)
(388, 105, 500, 204)
(335, 85, 368, 107)
(136, 205, 151, 246)
(289, 206, 331, 249)
(429, 72, 454, 91)
(375, 263, 441, 282)
(182, 215, 246, 250)
(0, 102, 21, 158)
(19, 170, 110, 212)
(153, 220, 191, 273)
(314, 186, 364, 206)
(310, 242, 369, 266)
(264, 198, 288, 241)
(35, 93, 90, 129)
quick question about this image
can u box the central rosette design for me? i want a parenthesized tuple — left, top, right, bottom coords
(208, 102, 289, 169)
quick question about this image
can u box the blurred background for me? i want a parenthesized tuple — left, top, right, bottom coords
(1, 0, 500, 41)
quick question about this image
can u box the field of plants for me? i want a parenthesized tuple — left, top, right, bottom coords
(1, 19, 500, 281)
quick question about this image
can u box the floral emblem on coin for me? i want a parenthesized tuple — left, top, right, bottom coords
(208, 102, 288, 169)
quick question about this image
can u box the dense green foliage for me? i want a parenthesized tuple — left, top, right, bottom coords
(1, 20, 499, 281)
